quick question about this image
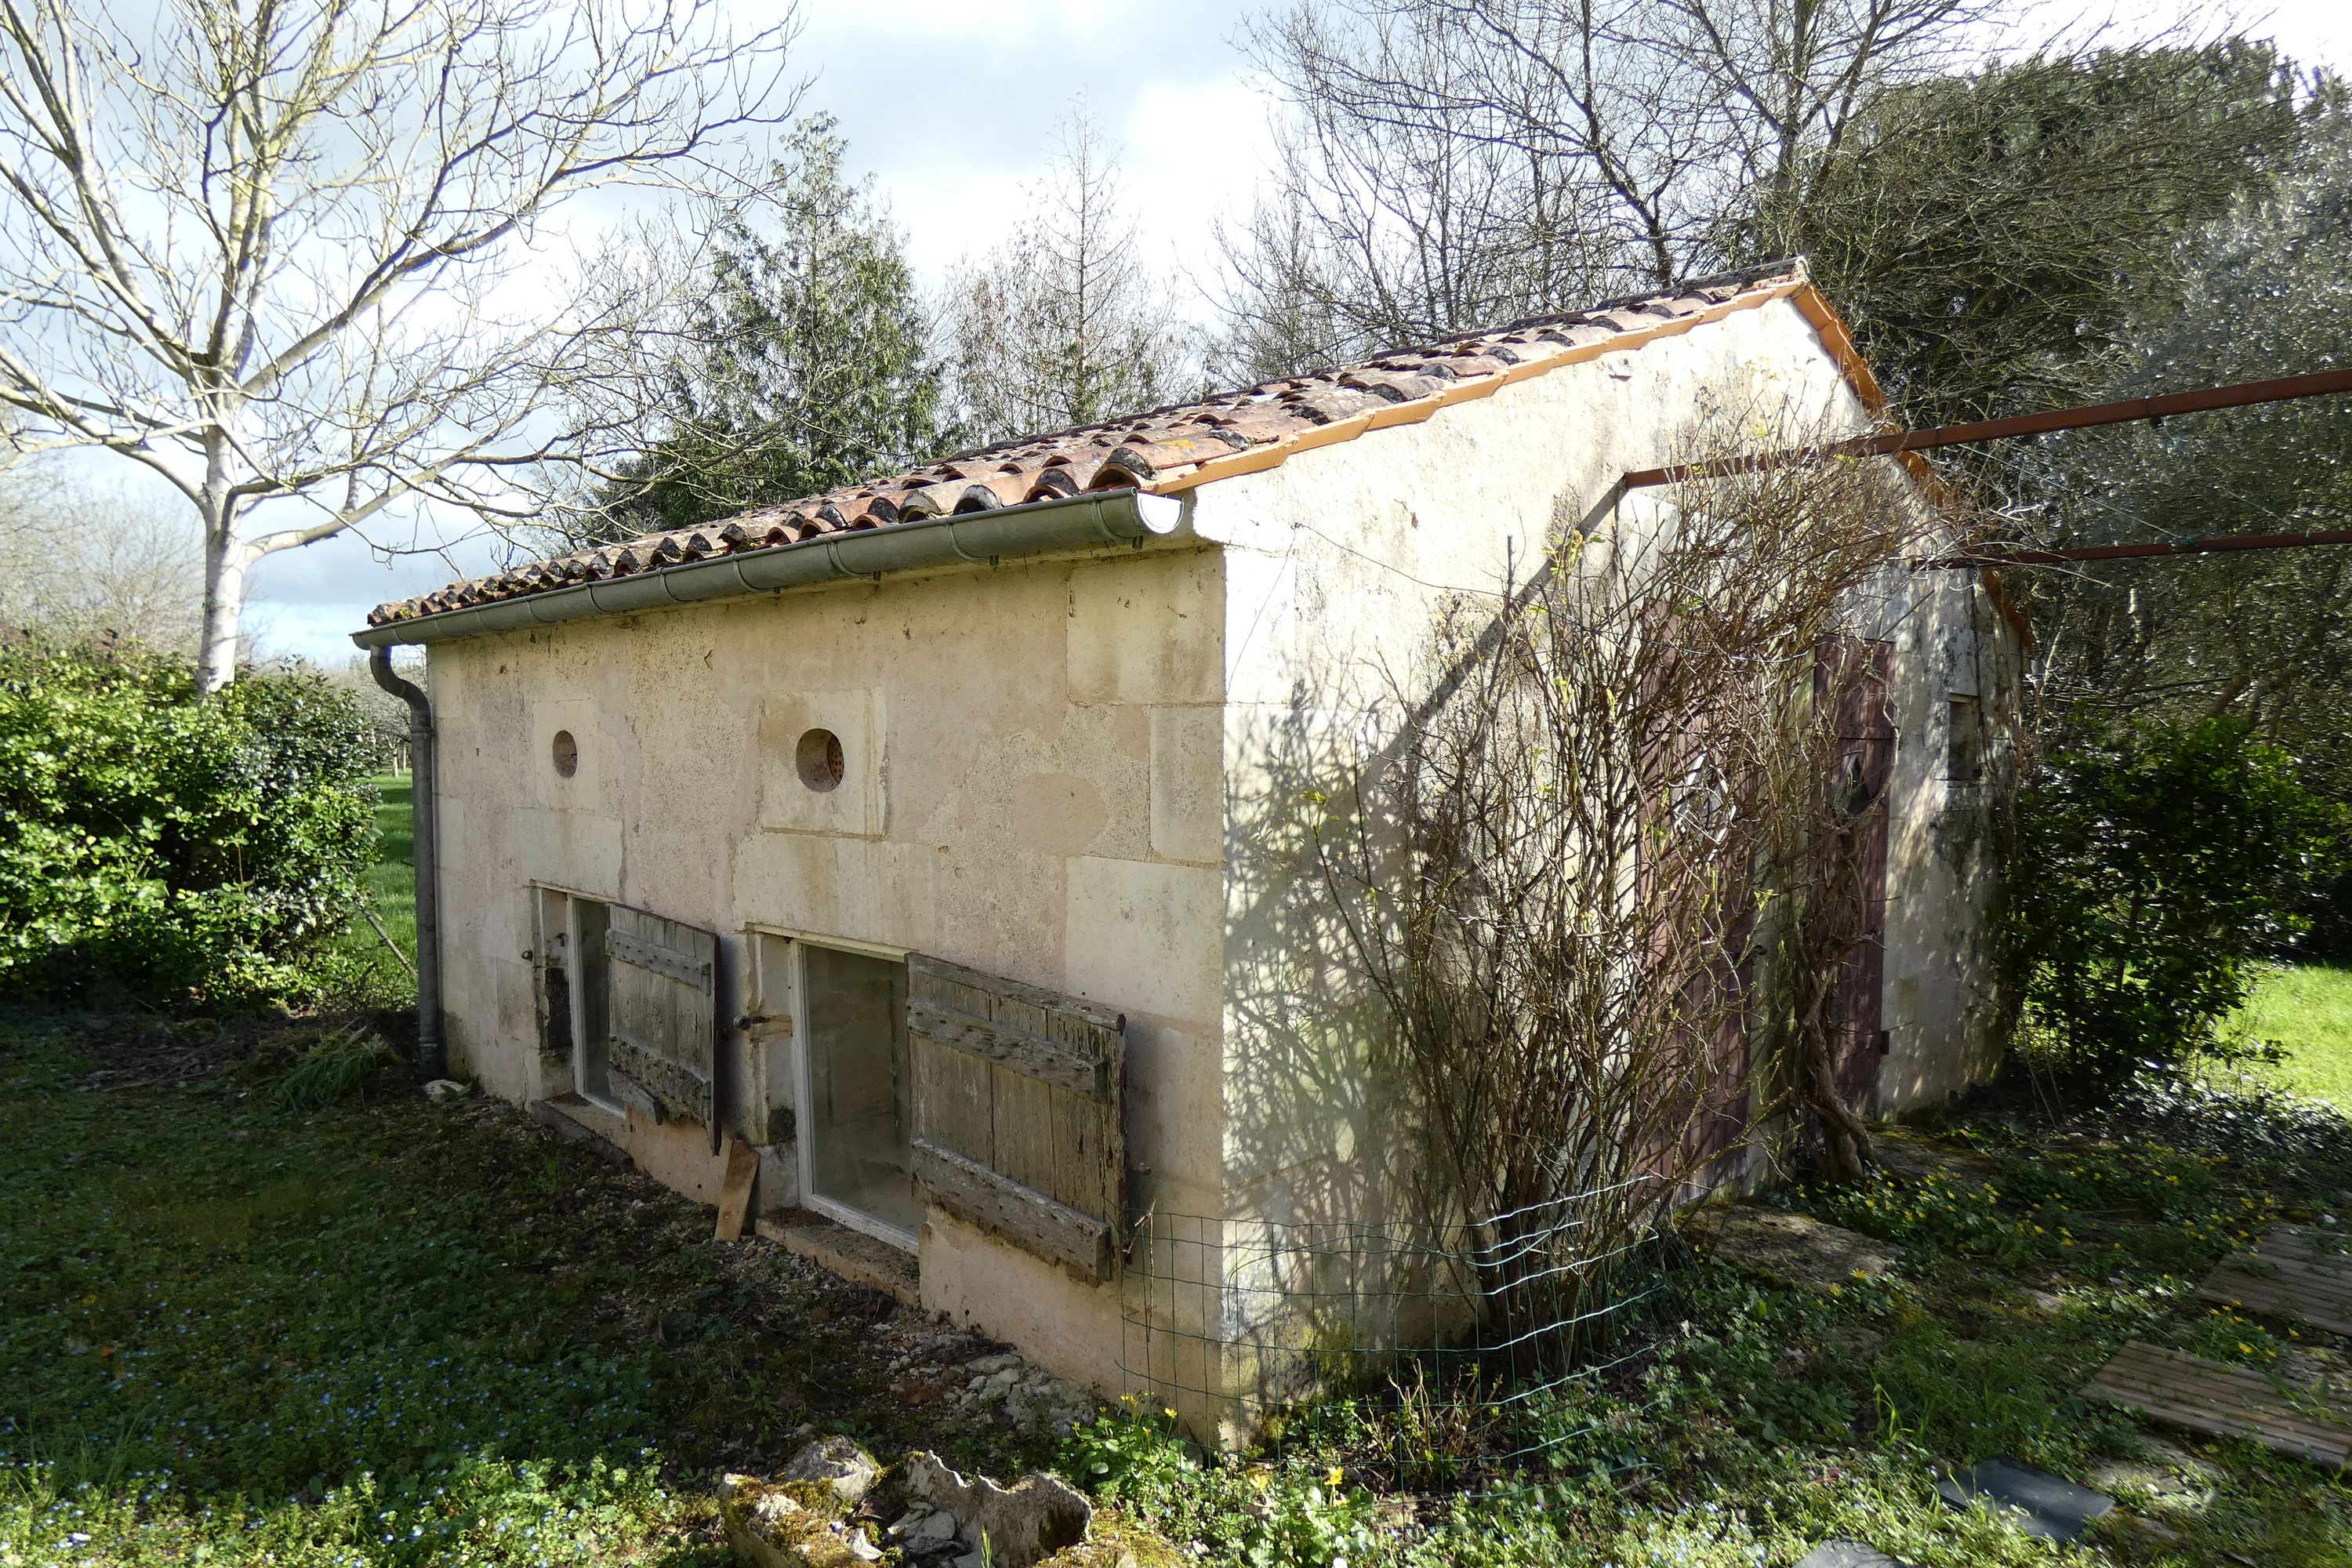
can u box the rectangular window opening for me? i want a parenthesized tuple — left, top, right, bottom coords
(571, 896, 614, 1105)
(800, 941, 919, 1245)
(1947, 695, 1984, 784)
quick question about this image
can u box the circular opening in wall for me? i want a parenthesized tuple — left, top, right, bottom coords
(551, 729, 579, 778)
(797, 728, 845, 792)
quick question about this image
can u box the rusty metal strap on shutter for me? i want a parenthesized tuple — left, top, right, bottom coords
(607, 927, 714, 989)
(907, 999, 1109, 1100)
(912, 1137, 1112, 1279)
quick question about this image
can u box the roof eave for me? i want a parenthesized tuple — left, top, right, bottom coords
(350, 487, 1185, 649)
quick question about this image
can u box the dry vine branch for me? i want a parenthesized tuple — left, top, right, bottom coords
(1310, 403, 1940, 1359)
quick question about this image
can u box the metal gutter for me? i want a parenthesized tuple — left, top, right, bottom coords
(350, 488, 1187, 649)
(368, 648, 445, 1078)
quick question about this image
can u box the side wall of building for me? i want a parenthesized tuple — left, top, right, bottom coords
(423, 544, 1229, 1399)
(1183, 296, 2007, 1351)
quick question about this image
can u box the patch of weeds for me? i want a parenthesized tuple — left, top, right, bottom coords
(256, 1021, 401, 1110)
(1801, 1169, 2056, 1269)
(2180, 1304, 2288, 1370)
(2111, 1073, 2352, 1210)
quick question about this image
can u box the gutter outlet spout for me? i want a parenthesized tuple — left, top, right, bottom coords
(368, 647, 445, 1077)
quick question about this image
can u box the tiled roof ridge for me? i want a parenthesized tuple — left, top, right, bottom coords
(369, 260, 1813, 627)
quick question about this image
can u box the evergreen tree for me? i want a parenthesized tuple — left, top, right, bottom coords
(601, 116, 942, 536)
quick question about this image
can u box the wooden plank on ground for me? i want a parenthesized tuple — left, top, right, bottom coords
(714, 1137, 759, 1242)
(2082, 1340, 2352, 1470)
(2199, 1226, 2352, 1336)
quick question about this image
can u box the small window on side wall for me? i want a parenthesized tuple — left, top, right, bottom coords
(1947, 695, 1984, 783)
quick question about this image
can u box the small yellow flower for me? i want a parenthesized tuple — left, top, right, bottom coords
(1327, 1466, 1345, 1487)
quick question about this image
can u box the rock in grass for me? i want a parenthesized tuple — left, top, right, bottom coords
(783, 1436, 883, 1504)
(903, 1451, 1091, 1568)
(1936, 1455, 2114, 1541)
(1679, 1204, 1896, 1294)
(717, 1475, 864, 1568)
(1030, 1509, 1188, 1568)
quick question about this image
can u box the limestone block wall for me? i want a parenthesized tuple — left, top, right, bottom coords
(1873, 564, 2014, 1111)
(423, 543, 1229, 1399)
(1193, 296, 1885, 1232)
(1160, 296, 2012, 1427)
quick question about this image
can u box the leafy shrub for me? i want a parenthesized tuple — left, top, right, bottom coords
(0, 637, 377, 1004)
(2009, 714, 2338, 1091)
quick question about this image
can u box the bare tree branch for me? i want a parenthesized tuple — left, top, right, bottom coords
(0, 0, 802, 688)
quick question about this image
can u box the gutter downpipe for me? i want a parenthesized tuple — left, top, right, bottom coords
(350, 488, 1187, 650)
(368, 647, 445, 1078)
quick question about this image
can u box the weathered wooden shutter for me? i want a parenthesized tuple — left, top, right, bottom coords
(1817, 636, 1896, 1106)
(907, 955, 1126, 1280)
(604, 903, 722, 1153)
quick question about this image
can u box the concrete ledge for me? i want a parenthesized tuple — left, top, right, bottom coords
(530, 1093, 631, 1166)
(757, 1211, 920, 1305)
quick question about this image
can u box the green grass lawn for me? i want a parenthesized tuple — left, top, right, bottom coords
(0, 1016, 1047, 1567)
(325, 771, 416, 998)
(16, 895, 2352, 1563)
(2238, 963, 2352, 1107)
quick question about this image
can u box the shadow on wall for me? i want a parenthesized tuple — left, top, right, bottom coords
(1125, 393, 1984, 1431)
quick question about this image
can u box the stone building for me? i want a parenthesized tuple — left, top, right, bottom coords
(354, 260, 2012, 1437)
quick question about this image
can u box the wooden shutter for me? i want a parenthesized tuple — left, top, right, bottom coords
(906, 955, 1126, 1280)
(1817, 637, 1896, 1106)
(604, 903, 722, 1153)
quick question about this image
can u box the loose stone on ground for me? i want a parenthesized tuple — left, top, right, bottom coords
(1936, 1455, 2114, 1542)
(1679, 1204, 1897, 1294)
(903, 1450, 1091, 1568)
(782, 1435, 883, 1504)
(723, 1439, 1167, 1568)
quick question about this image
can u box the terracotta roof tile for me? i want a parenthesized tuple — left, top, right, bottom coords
(369, 261, 1813, 626)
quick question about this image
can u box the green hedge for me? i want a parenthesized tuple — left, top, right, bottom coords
(2011, 714, 2340, 1090)
(0, 637, 378, 1004)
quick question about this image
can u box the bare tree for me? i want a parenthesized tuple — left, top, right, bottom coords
(1309, 404, 1933, 1348)
(942, 106, 1198, 446)
(0, 463, 204, 652)
(0, 0, 800, 690)
(1224, 0, 2000, 373)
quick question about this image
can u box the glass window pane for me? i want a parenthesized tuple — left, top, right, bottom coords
(804, 944, 918, 1236)
(575, 899, 612, 1101)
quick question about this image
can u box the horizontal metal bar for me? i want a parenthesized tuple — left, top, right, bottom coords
(1916, 527, 2352, 569)
(1626, 365, 2352, 489)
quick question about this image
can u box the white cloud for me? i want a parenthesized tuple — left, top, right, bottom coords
(1122, 74, 1281, 281)
(799, 0, 1118, 45)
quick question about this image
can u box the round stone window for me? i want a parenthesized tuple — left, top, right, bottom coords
(797, 728, 845, 792)
(551, 729, 579, 778)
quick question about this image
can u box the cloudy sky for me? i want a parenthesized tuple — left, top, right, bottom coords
(213, 0, 2352, 663)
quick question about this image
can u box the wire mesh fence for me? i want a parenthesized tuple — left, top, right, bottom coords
(1120, 1177, 1686, 1479)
